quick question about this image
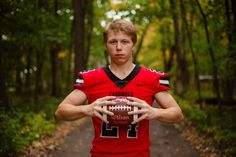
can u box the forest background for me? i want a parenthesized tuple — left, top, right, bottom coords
(0, 0, 236, 156)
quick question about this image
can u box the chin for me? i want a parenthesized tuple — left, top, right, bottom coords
(115, 60, 128, 65)
(111, 59, 126, 64)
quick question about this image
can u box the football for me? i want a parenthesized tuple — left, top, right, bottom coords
(103, 97, 138, 125)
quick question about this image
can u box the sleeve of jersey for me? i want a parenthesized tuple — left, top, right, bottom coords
(154, 72, 170, 92)
(73, 72, 89, 94)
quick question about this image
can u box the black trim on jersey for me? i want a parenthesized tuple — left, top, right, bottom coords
(159, 76, 170, 87)
(103, 65, 141, 89)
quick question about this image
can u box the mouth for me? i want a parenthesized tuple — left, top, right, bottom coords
(114, 55, 126, 60)
(115, 54, 125, 57)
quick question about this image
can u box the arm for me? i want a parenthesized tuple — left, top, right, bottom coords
(128, 91, 183, 124)
(55, 89, 115, 122)
(153, 91, 184, 123)
(55, 89, 88, 121)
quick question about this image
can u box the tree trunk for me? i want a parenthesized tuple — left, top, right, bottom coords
(154, 0, 174, 72)
(38, 0, 48, 10)
(222, 0, 236, 103)
(35, 50, 44, 100)
(161, 35, 167, 71)
(169, 0, 189, 96)
(67, 36, 73, 89)
(73, 0, 86, 75)
(84, 0, 94, 66)
(195, 0, 221, 103)
(223, 0, 233, 102)
(16, 53, 23, 94)
(50, 45, 59, 97)
(161, 25, 175, 72)
(231, 0, 236, 98)
(133, 24, 149, 64)
(180, 0, 202, 102)
(49, 0, 60, 97)
(25, 51, 31, 89)
(35, 0, 48, 100)
(66, 1, 75, 88)
(0, 48, 9, 110)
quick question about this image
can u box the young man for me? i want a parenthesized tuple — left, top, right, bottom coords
(55, 19, 183, 157)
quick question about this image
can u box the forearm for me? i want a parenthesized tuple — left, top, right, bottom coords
(55, 103, 87, 121)
(153, 92, 184, 123)
(154, 107, 183, 123)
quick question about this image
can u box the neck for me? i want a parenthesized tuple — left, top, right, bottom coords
(110, 62, 135, 70)
(109, 62, 135, 79)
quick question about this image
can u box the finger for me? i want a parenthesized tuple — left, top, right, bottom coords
(98, 96, 116, 101)
(128, 108, 148, 115)
(95, 100, 116, 107)
(131, 114, 147, 124)
(103, 110, 114, 116)
(102, 100, 117, 106)
(94, 111, 109, 123)
(127, 97, 144, 103)
(127, 101, 143, 108)
(95, 106, 114, 116)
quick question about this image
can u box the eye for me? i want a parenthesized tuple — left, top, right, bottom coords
(121, 40, 130, 44)
(108, 40, 117, 45)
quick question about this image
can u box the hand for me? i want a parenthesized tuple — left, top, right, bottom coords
(127, 97, 158, 124)
(84, 96, 116, 123)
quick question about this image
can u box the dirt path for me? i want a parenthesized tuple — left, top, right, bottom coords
(51, 118, 199, 157)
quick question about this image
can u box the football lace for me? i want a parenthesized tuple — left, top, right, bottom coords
(108, 105, 132, 111)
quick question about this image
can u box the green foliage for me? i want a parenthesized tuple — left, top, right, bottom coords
(176, 97, 236, 155)
(206, 107, 236, 154)
(1, 0, 236, 155)
(176, 97, 207, 130)
(0, 0, 72, 103)
(215, 130, 235, 153)
(0, 96, 60, 156)
(0, 112, 56, 156)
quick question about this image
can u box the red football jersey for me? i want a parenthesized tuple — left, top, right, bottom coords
(74, 65, 170, 157)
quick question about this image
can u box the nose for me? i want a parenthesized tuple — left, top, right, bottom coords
(116, 41, 122, 50)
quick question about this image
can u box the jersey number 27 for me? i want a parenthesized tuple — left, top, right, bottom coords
(101, 122, 138, 138)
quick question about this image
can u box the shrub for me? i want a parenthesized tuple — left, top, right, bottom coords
(0, 96, 60, 156)
(0, 111, 56, 156)
(176, 96, 236, 155)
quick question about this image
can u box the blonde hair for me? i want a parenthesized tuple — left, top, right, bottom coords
(103, 19, 137, 44)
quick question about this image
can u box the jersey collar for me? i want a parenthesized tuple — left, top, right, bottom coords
(103, 65, 141, 89)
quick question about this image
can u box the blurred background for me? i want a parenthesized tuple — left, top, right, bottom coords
(0, 0, 236, 156)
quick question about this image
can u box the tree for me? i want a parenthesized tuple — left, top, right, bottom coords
(180, 0, 202, 102)
(73, 0, 86, 74)
(169, 0, 189, 96)
(84, 0, 94, 67)
(133, 23, 150, 64)
(73, 0, 94, 75)
(0, 44, 9, 110)
(224, 0, 236, 102)
(195, 0, 221, 103)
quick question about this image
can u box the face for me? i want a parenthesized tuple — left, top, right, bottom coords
(106, 30, 135, 65)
